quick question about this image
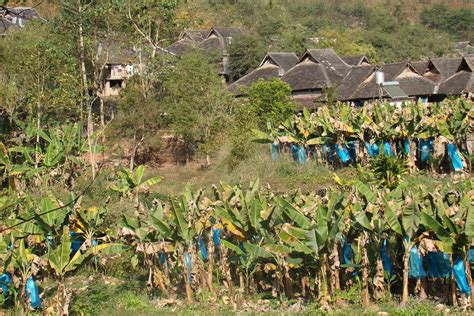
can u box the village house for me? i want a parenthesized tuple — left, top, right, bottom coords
(279, 48, 352, 108)
(99, 41, 140, 98)
(0, 6, 43, 34)
(197, 27, 242, 82)
(228, 45, 473, 107)
(228, 52, 299, 95)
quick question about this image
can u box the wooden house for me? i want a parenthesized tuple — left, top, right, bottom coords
(281, 48, 351, 108)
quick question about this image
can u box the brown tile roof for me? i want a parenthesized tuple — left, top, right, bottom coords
(178, 29, 208, 42)
(335, 65, 376, 101)
(208, 27, 242, 39)
(430, 57, 463, 81)
(228, 65, 280, 95)
(396, 68, 437, 96)
(262, 52, 299, 73)
(438, 71, 474, 95)
(349, 62, 434, 100)
(341, 55, 370, 66)
(166, 39, 196, 56)
(303, 48, 352, 84)
(410, 60, 429, 75)
(281, 60, 332, 92)
(198, 36, 223, 52)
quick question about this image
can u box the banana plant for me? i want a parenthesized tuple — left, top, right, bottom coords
(111, 165, 162, 209)
(44, 228, 126, 314)
(1, 239, 39, 310)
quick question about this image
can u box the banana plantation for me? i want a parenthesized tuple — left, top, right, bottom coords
(0, 98, 473, 314)
(254, 98, 473, 173)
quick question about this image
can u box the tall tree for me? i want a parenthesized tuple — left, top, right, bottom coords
(163, 52, 234, 165)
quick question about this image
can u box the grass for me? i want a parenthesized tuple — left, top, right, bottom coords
(150, 144, 358, 196)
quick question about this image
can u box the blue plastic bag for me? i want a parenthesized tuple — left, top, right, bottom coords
(365, 141, 379, 158)
(25, 277, 41, 309)
(347, 141, 357, 164)
(335, 144, 350, 163)
(184, 252, 192, 283)
(291, 144, 298, 161)
(453, 257, 471, 294)
(426, 251, 451, 278)
(403, 139, 410, 155)
(297, 146, 307, 164)
(380, 240, 393, 277)
(70, 231, 83, 254)
(342, 242, 352, 265)
(159, 252, 166, 265)
(409, 246, 426, 279)
(447, 143, 463, 171)
(0, 273, 12, 295)
(383, 140, 394, 157)
(212, 228, 221, 247)
(199, 236, 208, 261)
(419, 138, 433, 162)
(271, 142, 279, 161)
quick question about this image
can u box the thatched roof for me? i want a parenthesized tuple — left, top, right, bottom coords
(341, 55, 370, 66)
(438, 71, 474, 95)
(281, 60, 332, 92)
(430, 57, 463, 81)
(260, 52, 299, 73)
(335, 65, 375, 101)
(291, 93, 324, 109)
(228, 64, 280, 95)
(302, 48, 351, 84)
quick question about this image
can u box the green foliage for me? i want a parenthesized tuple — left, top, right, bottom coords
(246, 78, 296, 129)
(368, 155, 408, 190)
(421, 4, 474, 41)
(228, 102, 258, 169)
(228, 33, 267, 80)
(163, 52, 234, 159)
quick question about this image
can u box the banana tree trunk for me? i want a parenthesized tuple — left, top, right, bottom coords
(329, 243, 341, 294)
(220, 247, 234, 298)
(181, 247, 193, 303)
(402, 245, 411, 305)
(373, 255, 386, 301)
(416, 278, 427, 299)
(282, 258, 293, 299)
(207, 234, 216, 297)
(450, 255, 458, 307)
(361, 234, 370, 307)
(319, 255, 331, 308)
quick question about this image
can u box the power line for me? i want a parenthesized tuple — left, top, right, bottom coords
(0, 163, 104, 234)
